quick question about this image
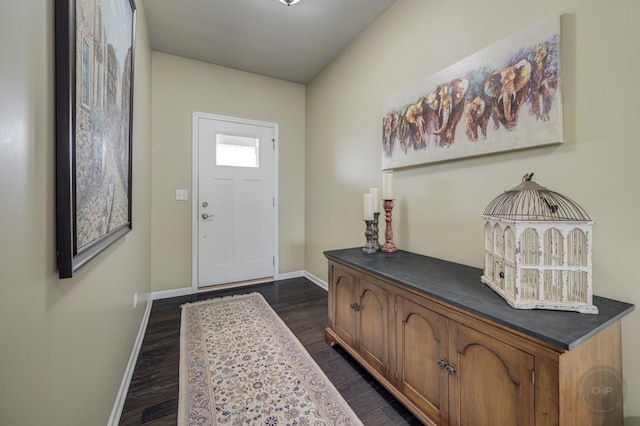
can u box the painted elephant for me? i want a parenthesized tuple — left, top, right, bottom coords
(539, 74, 558, 121)
(511, 36, 559, 121)
(484, 59, 532, 131)
(404, 99, 425, 150)
(395, 105, 411, 153)
(464, 96, 491, 141)
(426, 78, 469, 146)
(529, 43, 549, 119)
(403, 96, 435, 150)
(464, 67, 493, 141)
(382, 110, 399, 157)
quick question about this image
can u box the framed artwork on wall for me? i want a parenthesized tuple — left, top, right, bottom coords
(55, 0, 137, 278)
(382, 15, 562, 170)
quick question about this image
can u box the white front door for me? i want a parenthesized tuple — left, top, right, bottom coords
(194, 113, 276, 287)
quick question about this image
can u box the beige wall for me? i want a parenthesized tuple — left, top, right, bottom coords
(306, 0, 640, 418)
(2, 0, 638, 422)
(0, 1, 152, 425)
(150, 52, 306, 292)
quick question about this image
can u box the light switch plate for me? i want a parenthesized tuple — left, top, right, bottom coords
(176, 189, 189, 201)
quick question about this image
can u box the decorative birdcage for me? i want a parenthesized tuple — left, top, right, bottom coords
(481, 173, 597, 314)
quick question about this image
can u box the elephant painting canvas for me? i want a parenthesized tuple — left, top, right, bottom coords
(382, 15, 563, 170)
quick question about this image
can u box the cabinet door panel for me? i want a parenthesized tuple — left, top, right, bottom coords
(358, 278, 389, 376)
(332, 266, 357, 347)
(396, 296, 449, 425)
(449, 322, 535, 426)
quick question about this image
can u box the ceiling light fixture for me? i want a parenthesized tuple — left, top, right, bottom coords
(279, 0, 301, 6)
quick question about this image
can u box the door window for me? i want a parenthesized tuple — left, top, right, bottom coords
(215, 134, 259, 168)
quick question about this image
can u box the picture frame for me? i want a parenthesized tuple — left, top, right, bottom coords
(382, 15, 562, 170)
(55, 0, 137, 278)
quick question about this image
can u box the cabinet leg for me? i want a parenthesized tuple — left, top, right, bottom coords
(325, 327, 338, 347)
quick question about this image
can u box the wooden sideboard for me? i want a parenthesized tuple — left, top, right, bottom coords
(324, 248, 634, 426)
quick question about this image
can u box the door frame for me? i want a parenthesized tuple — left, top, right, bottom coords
(191, 111, 279, 291)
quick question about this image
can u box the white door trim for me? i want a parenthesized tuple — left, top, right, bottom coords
(191, 112, 279, 291)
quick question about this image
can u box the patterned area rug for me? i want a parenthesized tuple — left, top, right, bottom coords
(179, 293, 362, 425)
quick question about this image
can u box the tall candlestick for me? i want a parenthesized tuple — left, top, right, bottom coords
(362, 220, 376, 253)
(363, 193, 374, 220)
(373, 212, 380, 250)
(382, 173, 393, 199)
(369, 187, 380, 213)
(381, 199, 398, 253)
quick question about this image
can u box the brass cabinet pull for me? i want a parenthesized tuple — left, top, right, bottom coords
(350, 303, 361, 311)
(438, 359, 448, 369)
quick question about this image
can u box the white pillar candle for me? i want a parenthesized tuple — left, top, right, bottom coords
(363, 193, 374, 220)
(369, 187, 380, 213)
(382, 173, 394, 199)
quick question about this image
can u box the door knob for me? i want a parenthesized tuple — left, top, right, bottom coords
(202, 213, 213, 219)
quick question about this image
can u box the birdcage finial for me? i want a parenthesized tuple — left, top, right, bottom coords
(523, 172, 534, 182)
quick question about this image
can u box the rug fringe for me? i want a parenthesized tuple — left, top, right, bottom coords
(179, 292, 263, 309)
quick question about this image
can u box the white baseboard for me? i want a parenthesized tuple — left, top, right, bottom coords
(152, 272, 308, 299)
(108, 296, 153, 426)
(304, 271, 328, 291)
(109, 270, 327, 424)
(275, 270, 305, 280)
(152, 286, 194, 300)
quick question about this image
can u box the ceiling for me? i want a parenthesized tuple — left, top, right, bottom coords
(142, 0, 398, 84)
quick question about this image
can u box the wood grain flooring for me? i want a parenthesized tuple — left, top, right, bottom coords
(118, 277, 421, 425)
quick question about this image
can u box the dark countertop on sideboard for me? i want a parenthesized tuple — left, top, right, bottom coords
(324, 248, 635, 350)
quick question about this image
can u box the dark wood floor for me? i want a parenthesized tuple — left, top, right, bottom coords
(119, 277, 421, 425)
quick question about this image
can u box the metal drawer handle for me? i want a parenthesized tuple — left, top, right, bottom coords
(438, 359, 456, 375)
(446, 363, 457, 376)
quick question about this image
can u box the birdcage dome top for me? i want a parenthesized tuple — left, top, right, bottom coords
(482, 173, 592, 221)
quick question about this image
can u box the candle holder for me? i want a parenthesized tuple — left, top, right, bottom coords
(373, 212, 381, 250)
(362, 220, 377, 253)
(381, 199, 398, 253)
